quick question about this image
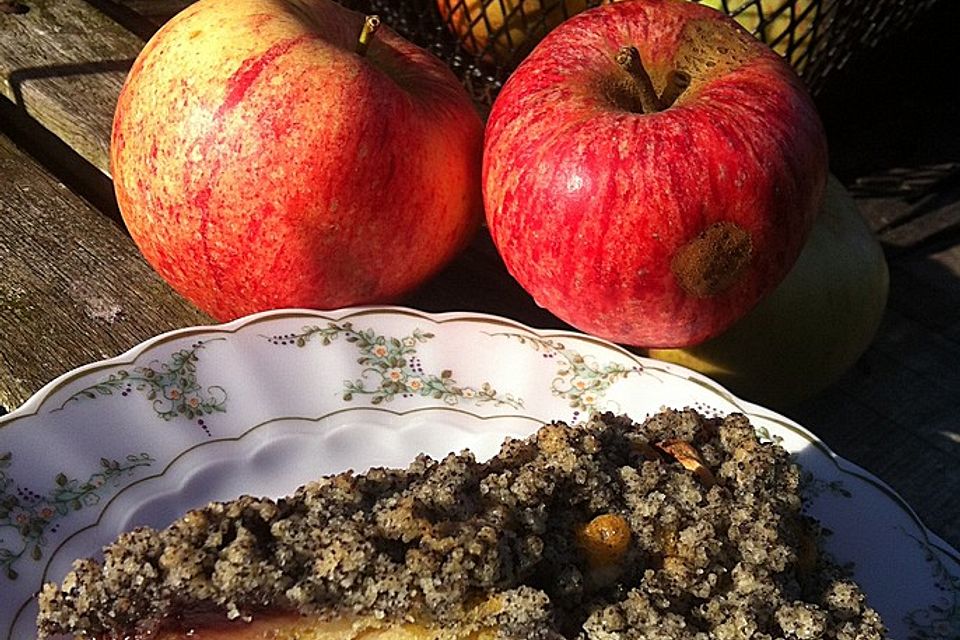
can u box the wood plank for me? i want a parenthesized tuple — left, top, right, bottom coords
(0, 132, 212, 412)
(886, 254, 960, 333)
(113, 0, 195, 27)
(878, 200, 960, 256)
(789, 358, 960, 550)
(0, 0, 146, 173)
(0, 93, 121, 224)
(830, 313, 960, 443)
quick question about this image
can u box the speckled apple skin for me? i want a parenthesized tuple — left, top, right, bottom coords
(483, 0, 828, 348)
(112, 0, 483, 321)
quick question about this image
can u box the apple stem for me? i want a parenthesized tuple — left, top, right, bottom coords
(356, 14, 381, 57)
(615, 46, 663, 114)
(660, 70, 690, 108)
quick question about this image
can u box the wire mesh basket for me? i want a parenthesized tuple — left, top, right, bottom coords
(344, 0, 940, 105)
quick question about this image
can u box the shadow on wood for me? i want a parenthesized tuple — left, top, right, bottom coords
(79, 0, 164, 39)
(7, 59, 135, 108)
(0, 95, 122, 227)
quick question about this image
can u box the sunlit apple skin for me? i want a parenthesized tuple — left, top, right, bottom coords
(112, 0, 483, 321)
(483, 0, 828, 347)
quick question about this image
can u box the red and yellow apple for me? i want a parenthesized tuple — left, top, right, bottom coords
(112, 0, 484, 321)
(483, 0, 828, 347)
(650, 176, 888, 407)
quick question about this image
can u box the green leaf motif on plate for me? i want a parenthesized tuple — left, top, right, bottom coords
(799, 470, 852, 500)
(267, 322, 523, 408)
(58, 339, 227, 432)
(0, 451, 153, 581)
(904, 530, 960, 639)
(490, 333, 641, 413)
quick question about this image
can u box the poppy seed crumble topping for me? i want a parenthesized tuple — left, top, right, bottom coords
(37, 409, 886, 639)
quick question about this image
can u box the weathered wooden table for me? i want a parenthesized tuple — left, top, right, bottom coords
(2, 0, 959, 563)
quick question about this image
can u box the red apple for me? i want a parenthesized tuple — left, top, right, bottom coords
(112, 0, 483, 321)
(483, 0, 828, 347)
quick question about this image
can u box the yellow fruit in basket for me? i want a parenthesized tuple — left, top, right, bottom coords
(436, 0, 587, 64)
(438, 0, 819, 67)
(648, 176, 889, 409)
(699, 0, 819, 62)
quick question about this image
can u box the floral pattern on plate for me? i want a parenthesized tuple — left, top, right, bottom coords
(57, 339, 227, 435)
(488, 332, 642, 413)
(0, 452, 153, 581)
(265, 322, 522, 408)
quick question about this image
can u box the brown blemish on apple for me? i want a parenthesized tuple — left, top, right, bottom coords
(671, 221, 752, 297)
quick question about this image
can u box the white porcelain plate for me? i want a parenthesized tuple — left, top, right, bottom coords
(1, 307, 957, 639)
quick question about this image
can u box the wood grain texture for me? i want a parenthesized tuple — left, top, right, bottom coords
(0, 133, 212, 412)
(113, 0, 195, 27)
(789, 339, 960, 549)
(0, 0, 144, 173)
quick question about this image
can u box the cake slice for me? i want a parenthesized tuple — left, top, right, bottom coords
(37, 410, 887, 639)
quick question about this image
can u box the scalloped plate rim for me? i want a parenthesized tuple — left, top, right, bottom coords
(0, 305, 951, 556)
